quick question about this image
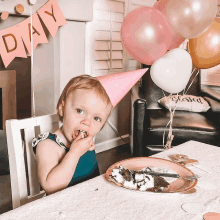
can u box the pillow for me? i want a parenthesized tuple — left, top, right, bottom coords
(158, 95, 210, 112)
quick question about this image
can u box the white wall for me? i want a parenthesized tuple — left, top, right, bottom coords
(59, 22, 86, 95)
(201, 65, 220, 86)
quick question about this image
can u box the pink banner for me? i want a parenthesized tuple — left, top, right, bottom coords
(0, 24, 27, 67)
(0, 0, 66, 67)
(19, 13, 48, 56)
(37, 0, 67, 38)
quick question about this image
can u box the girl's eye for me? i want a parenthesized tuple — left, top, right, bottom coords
(94, 117, 101, 122)
(76, 109, 84, 115)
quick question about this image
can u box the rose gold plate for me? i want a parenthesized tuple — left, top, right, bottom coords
(105, 157, 198, 193)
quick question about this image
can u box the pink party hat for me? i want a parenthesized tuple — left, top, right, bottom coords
(96, 68, 148, 108)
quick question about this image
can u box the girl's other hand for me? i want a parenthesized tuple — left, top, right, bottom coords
(70, 132, 95, 156)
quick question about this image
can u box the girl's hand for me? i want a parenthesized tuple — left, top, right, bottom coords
(70, 132, 95, 157)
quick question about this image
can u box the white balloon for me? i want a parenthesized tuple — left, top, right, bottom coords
(150, 48, 192, 94)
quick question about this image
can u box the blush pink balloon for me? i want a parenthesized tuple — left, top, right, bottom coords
(153, 0, 185, 50)
(121, 7, 172, 65)
(166, 0, 217, 39)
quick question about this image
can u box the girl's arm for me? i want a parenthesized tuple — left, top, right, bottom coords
(36, 133, 94, 195)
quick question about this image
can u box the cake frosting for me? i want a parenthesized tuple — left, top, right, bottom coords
(110, 165, 170, 192)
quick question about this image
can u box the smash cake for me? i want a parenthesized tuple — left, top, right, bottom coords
(110, 165, 172, 192)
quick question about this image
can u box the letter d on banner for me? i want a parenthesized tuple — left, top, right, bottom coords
(0, 25, 27, 67)
(2, 34, 17, 53)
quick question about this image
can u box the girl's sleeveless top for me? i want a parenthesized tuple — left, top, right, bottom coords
(32, 132, 99, 187)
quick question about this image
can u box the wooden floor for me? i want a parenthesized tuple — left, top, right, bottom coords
(96, 144, 132, 174)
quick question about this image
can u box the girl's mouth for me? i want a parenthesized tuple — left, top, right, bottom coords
(73, 130, 87, 139)
(78, 130, 87, 138)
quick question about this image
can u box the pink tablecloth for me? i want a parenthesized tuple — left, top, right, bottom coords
(1, 140, 220, 220)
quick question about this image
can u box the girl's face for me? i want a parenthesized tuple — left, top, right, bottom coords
(59, 89, 112, 144)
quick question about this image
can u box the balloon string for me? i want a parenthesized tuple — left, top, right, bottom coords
(162, 67, 199, 149)
(30, 5, 35, 118)
(182, 38, 189, 50)
(162, 90, 172, 148)
(162, 89, 169, 147)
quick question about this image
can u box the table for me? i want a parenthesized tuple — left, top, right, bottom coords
(1, 140, 220, 220)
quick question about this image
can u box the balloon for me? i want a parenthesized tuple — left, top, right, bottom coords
(150, 48, 192, 94)
(188, 17, 220, 69)
(153, 0, 185, 50)
(121, 7, 172, 65)
(166, 0, 217, 39)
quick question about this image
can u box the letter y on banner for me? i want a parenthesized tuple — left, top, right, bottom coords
(0, 25, 27, 67)
(37, 0, 67, 38)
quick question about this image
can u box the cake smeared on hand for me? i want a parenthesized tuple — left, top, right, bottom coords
(110, 165, 170, 192)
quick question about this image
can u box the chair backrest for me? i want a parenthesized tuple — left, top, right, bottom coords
(6, 114, 60, 209)
(141, 65, 201, 109)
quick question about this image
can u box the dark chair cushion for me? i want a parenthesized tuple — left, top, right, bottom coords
(144, 109, 219, 147)
(0, 130, 10, 175)
(146, 109, 216, 131)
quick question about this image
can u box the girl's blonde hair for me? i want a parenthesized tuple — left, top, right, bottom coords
(57, 74, 113, 122)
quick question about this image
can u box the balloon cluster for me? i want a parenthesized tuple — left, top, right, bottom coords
(121, 0, 218, 93)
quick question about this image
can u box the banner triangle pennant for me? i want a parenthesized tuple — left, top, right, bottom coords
(0, 24, 27, 67)
(37, 0, 67, 38)
(18, 13, 48, 56)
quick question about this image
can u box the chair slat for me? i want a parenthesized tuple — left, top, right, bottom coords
(13, 114, 59, 130)
(24, 127, 41, 197)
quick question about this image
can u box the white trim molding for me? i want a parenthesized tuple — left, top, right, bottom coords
(95, 134, 130, 153)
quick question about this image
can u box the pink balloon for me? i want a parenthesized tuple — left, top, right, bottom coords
(153, 0, 185, 50)
(121, 7, 172, 65)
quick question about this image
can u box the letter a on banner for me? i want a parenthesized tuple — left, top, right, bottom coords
(19, 13, 48, 55)
(37, 0, 67, 38)
(0, 25, 27, 67)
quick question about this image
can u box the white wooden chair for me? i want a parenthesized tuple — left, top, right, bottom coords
(6, 114, 60, 209)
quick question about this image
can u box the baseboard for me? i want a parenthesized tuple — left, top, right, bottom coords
(95, 134, 130, 153)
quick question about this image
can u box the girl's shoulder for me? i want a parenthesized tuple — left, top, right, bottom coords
(32, 132, 68, 154)
(32, 132, 51, 148)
